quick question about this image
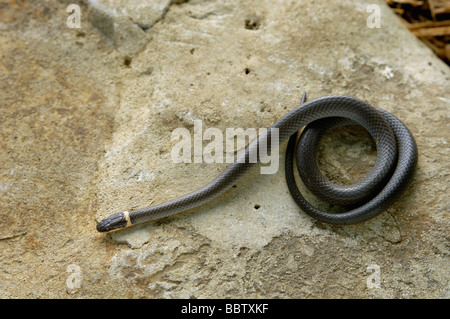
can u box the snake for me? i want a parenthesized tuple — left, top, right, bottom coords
(96, 93, 418, 232)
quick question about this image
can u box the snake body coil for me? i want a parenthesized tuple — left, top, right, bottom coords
(97, 95, 418, 232)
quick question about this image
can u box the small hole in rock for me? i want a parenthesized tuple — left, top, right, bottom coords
(244, 68, 251, 74)
(123, 56, 132, 67)
(138, 24, 150, 32)
(245, 17, 261, 30)
(254, 204, 260, 209)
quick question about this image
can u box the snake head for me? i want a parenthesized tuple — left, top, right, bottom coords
(96, 212, 127, 232)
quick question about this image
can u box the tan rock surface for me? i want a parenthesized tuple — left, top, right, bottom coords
(0, 0, 448, 298)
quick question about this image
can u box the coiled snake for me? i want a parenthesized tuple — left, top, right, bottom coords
(96, 93, 417, 232)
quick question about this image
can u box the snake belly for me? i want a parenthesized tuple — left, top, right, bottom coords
(96, 95, 418, 232)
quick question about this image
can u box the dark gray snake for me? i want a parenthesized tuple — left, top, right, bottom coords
(96, 93, 418, 232)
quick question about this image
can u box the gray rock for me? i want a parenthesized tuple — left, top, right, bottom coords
(0, 0, 448, 298)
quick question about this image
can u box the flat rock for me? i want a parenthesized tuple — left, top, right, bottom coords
(0, 0, 448, 298)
